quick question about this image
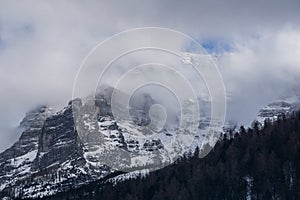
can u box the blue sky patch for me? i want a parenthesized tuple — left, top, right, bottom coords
(200, 39, 233, 54)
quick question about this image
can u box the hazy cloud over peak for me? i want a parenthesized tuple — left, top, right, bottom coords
(0, 0, 300, 150)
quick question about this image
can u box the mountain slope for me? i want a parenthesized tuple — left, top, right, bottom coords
(2, 88, 300, 199)
(0, 106, 55, 196)
(256, 95, 300, 123)
(0, 87, 215, 199)
(39, 111, 300, 200)
(0, 103, 112, 199)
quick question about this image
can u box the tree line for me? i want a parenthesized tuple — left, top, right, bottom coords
(29, 111, 300, 200)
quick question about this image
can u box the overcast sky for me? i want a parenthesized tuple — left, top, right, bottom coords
(0, 0, 300, 151)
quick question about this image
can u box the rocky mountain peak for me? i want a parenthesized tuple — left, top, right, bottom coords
(256, 95, 300, 123)
(19, 105, 55, 129)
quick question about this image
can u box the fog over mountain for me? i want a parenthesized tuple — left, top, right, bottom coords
(1, 0, 300, 151)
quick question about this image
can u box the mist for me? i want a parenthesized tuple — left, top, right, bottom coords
(1, 0, 300, 151)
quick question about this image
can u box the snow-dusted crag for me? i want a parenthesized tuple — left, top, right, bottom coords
(0, 103, 111, 199)
(0, 106, 56, 197)
(2, 87, 299, 199)
(256, 95, 300, 124)
(0, 83, 224, 199)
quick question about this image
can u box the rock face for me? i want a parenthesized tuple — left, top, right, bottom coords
(0, 106, 55, 197)
(0, 103, 111, 199)
(0, 87, 221, 199)
(3, 90, 297, 199)
(256, 95, 300, 124)
(35, 106, 82, 169)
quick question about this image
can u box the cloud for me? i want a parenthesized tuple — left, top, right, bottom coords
(220, 27, 300, 124)
(0, 0, 300, 150)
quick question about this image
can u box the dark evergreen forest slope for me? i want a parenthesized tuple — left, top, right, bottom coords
(32, 112, 300, 200)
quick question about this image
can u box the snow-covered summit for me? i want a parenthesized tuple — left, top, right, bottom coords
(256, 95, 300, 124)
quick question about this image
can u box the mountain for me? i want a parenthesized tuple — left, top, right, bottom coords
(0, 86, 217, 199)
(36, 110, 300, 200)
(0, 103, 111, 199)
(1, 87, 300, 199)
(256, 95, 300, 124)
(0, 106, 55, 196)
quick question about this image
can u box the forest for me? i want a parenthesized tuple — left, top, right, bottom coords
(32, 112, 300, 200)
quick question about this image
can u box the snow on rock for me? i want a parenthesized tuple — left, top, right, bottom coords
(256, 95, 300, 124)
(108, 169, 149, 186)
